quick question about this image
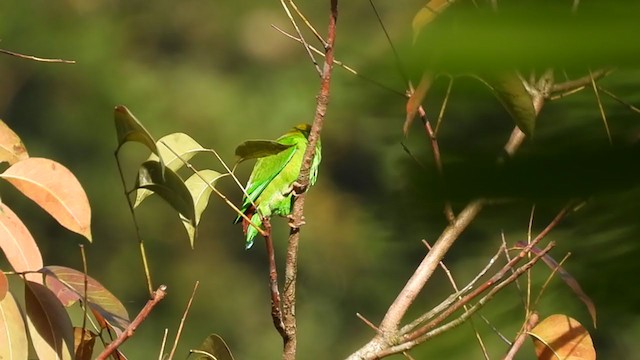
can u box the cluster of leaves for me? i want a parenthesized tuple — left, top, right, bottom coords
(0, 119, 130, 359)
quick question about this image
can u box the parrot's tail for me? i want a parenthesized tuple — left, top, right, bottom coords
(242, 211, 262, 249)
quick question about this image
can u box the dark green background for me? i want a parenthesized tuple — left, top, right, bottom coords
(1, 1, 638, 358)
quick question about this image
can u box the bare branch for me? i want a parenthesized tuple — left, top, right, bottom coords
(0, 48, 76, 63)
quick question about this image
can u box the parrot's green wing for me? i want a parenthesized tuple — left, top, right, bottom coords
(234, 145, 298, 222)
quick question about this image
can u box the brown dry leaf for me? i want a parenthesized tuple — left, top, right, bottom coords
(0, 202, 43, 279)
(0, 120, 29, 165)
(73, 327, 96, 360)
(530, 314, 596, 360)
(1, 157, 92, 242)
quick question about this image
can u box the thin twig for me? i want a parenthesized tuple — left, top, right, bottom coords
(368, 0, 409, 84)
(280, 0, 322, 76)
(288, 0, 327, 47)
(550, 68, 611, 93)
(503, 312, 539, 360)
(77, 244, 90, 360)
(590, 69, 612, 144)
(96, 285, 168, 360)
(264, 218, 287, 340)
(0, 48, 76, 63)
(271, 25, 405, 97)
(356, 313, 380, 333)
(422, 241, 490, 359)
(168, 281, 199, 359)
(598, 86, 640, 114)
(158, 328, 169, 360)
(434, 76, 453, 135)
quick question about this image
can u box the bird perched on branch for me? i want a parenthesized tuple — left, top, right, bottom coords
(235, 124, 321, 248)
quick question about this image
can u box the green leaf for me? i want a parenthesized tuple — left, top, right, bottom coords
(235, 140, 294, 163)
(40, 266, 130, 334)
(190, 334, 235, 360)
(479, 72, 536, 136)
(135, 160, 196, 238)
(181, 170, 224, 248)
(0, 291, 29, 360)
(134, 132, 207, 208)
(25, 281, 74, 360)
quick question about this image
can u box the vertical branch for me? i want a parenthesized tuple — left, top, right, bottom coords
(282, 1, 338, 359)
(264, 218, 287, 339)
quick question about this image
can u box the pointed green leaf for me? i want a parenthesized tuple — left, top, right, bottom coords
(135, 160, 196, 232)
(1, 158, 93, 242)
(25, 281, 74, 360)
(0, 119, 29, 165)
(479, 72, 536, 136)
(190, 334, 235, 360)
(180, 170, 224, 248)
(134, 133, 207, 207)
(235, 140, 294, 163)
(40, 266, 130, 334)
(114, 105, 159, 155)
(0, 291, 28, 360)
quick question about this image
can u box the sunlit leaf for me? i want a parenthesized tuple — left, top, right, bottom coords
(404, 72, 434, 136)
(0, 119, 29, 165)
(0, 202, 43, 280)
(1, 158, 92, 242)
(529, 314, 595, 360)
(479, 72, 536, 136)
(235, 140, 294, 163)
(191, 334, 235, 360)
(73, 327, 96, 360)
(135, 161, 196, 234)
(25, 281, 74, 360)
(412, 0, 453, 42)
(0, 271, 7, 301)
(114, 105, 159, 156)
(0, 291, 28, 360)
(134, 132, 207, 207)
(181, 170, 224, 248)
(40, 266, 130, 334)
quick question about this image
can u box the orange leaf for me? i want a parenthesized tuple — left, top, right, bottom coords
(1, 157, 92, 242)
(0, 291, 29, 359)
(0, 202, 43, 279)
(0, 270, 7, 301)
(530, 314, 596, 360)
(0, 120, 29, 165)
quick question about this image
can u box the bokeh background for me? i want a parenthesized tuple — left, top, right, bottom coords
(1, 1, 639, 359)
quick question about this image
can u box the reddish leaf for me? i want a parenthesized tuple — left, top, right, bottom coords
(73, 327, 96, 360)
(25, 281, 74, 360)
(41, 266, 130, 334)
(530, 314, 595, 360)
(1, 158, 92, 241)
(404, 72, 433, 136)
(0, 202, 43, 281)
(0, 290, 29, 359)
(0, 120, 29, 165)
(0, 270, 7, 301)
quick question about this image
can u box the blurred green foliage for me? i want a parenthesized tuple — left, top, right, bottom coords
(1, 0, 639, 359)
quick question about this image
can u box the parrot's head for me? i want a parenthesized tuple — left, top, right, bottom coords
(292, 123, 313, 139)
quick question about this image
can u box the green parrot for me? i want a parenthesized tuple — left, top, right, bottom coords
(235, 124, 321, 248)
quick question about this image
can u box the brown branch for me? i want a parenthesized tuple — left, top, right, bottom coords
(503, 312, 539, 360)
(0, 48, 76, 63)
(96, 285, 168, 360)
(282, 1, 338, 359)
(550, 68, 612, 94)
(264, 218, 287, 340)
